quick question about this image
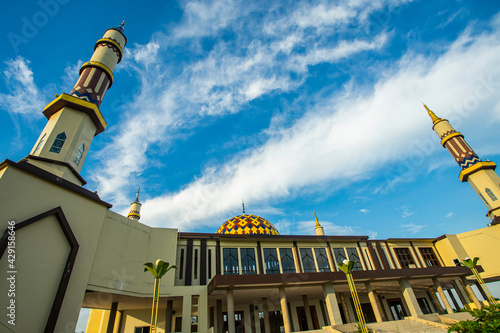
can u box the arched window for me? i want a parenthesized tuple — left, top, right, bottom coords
(32, 133, 46, 154)
(49, 132, 67, 153)
(485, 188, 498, 202)
(74, 144, 85, 166)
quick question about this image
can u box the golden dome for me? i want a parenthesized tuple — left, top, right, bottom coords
(216, 214, 280, 235)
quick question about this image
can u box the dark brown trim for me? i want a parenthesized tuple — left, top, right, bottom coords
(216, 240, 221, 275)
(42, 93, 106, 135)
(179, 232, 369, 241)
(385, 238, 436, 241)
(0, 159, 112, 208)
(374, 241, 390, 270)
(24, 155, 87, 185)
(384, 241, 397, 269)
(185, 239, 193, 286)
(293, 241, 302, 273)
(0, 207, 79, 333)
(356, 242, 367, 270)
(207, 266, 472, 294)
(257, 241, 264, 274)
(106, 302, 118, 333)
(326, 241, 335, 272)
(410, 241, 424, 268)
(200, 239, 207, 285)
(491, 216, 500, 226)
(366, 241, 381, 270)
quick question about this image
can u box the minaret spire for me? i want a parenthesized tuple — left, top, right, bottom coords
(314, 212, 325, 236)
(242, 199, 246, 214)
(26, 23, 127, 185)
(128, 187, 142, 221)
(425, 104, 500, 225)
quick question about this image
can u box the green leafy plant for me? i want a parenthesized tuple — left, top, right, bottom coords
(144, 260, 177, 333)
(448, 304, 500, 333)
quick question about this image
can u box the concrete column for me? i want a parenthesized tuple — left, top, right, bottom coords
(199, 292, 208, 332)
(227, 289, 236, 333)
(165, 300, 173, 332)
(365, 282, 383, 323)
(446, 289, 460, 311)
(343, 292, 356, 323)
(216, 299, 223, 333)
(399, 278, 423, 317)
(322, 283, 343, 325)
(427, 286, 445, 314)
(461, 276, 482, 309)
(262, 297, 271, 333)
(182, 295, 192, 333)
(106, 302, 118, 333)
(452, 280, 469, 308)
(302, 294, 314, 330)
(279, 287, 292, 333)
(339, 292, 351, 323)
(433, 277, 453, 314)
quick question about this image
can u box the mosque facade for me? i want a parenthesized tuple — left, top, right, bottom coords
(0, 23, 499, 333)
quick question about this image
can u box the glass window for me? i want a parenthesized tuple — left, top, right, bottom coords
(419, 247, 440, 267)
(33, 133, 46, 154)
(240, 248, 257, 274)
(315, 248, 330, 272)
(485, 188, 498, 201)
(74, 143, 84, 165)
(263, 248, 280, 274)
(346, 248, 363, 271)
(300, 248, 316, 273)
(223, 248, 239, 275)
(394, 248, 415, 268)
(332, 248, 346, 266)
(279, 248, 296, 274)
(49, 132, 67, 153)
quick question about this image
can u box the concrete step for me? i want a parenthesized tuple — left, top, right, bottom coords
(325, 318, 450, 333)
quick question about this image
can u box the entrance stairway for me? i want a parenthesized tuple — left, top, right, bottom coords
(313, 313, 469, 333)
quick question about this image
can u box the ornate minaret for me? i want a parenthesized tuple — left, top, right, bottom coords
(26, 22, 127, 186)
(314, 212, 325, 236)
(128, 187, 142, 221)
(425, 104, 500, 225)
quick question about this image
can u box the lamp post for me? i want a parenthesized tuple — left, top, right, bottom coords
(338, 260, 368, 333)
(144, 259, 177, 333)
(459, 257, 497, 305)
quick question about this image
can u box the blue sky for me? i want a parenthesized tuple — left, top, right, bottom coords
(1, 0, 500, 240)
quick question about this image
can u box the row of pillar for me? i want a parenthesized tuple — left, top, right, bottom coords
(101, 277, 484, 332)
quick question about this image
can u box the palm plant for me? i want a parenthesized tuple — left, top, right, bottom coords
(338, 260, 368, 333)
(458, 257, 497, 305)
(144, 259, 177, 333)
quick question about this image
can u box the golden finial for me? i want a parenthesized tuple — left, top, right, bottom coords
(314, 212, 321, 228)
(422, 102, 442, 125)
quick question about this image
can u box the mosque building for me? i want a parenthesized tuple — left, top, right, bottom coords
(0, 23, 499, 333)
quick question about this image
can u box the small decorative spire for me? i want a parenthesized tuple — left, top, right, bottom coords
(422, 102, 442, 125)
(314, 212, 321, 228)
(116, 20, 126, 32)
(134, 187, 141, 204)
(242, 199, 246, 214)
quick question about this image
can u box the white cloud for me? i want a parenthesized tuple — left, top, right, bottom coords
(401, 205, 415, 218)
(359, 209, 370, 214)
(136, 22, 500, 230)
(0, 57, 46, 117)
(400, 223, 425, 234)
(445, 212, 454, 218)
(294, 220, 360, 236)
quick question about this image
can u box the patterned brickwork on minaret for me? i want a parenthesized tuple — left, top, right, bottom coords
(25, 22, 127, 186)
(425, 104, 500, 225)
(70, 21, 126, 107)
